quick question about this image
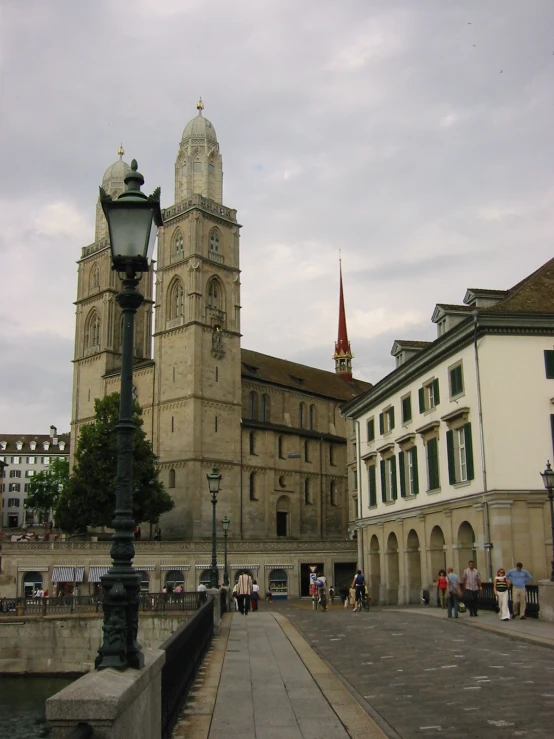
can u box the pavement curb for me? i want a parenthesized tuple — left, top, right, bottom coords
(272, 611, 391, 739)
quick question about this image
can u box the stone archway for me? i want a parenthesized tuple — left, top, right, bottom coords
(368, 535, 381, 604)
(406, 529, 422, 604)
(457, 521, 476, 573)
(386, 532, 399, 605)
(429, 525, 446, 584)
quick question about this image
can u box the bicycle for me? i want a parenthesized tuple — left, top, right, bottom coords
(354, 593, 370, 612)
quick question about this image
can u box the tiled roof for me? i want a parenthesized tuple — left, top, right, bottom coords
(241, 349, 371, 401)
(0, 433, 70, 453)
(467, 288, 508, 296)
(435, 304, 473, 312)
(484, 258, 554, 314)
(393, 340, 432, 349)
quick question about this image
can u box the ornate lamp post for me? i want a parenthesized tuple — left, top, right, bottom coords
(540, 460, 554, 582)
(95, 160, 162, 671)
(207, 466, 222, 589)
(222, 515, 230, 586)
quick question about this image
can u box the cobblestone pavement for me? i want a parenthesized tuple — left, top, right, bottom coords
(276, 602, 554, 739)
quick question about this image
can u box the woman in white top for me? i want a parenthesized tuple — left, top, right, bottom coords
(251, 580, 260, 611)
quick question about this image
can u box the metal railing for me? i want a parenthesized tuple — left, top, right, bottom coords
(160, 595, 214, 739)
(477, 583, 539, 618)
(0, 592, 204, 617)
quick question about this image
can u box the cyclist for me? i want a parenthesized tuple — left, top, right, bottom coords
(352, 570, 365, 612)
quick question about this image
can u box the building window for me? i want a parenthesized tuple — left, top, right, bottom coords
(278, 436, 284, 459)
(42, 457, 50, 465)
(215, 416, 218, 432)
(367, 418, 375, 442)
(168, 279, 185, 320)
(193, 161, 202, 173)
(260, 394, 269, 422)
(330, 481, 338, 506)
(8, 484, 21, 493)
(169, 469, 176, 488)
(545, 350, 554, 379)
(215, 366, 219, 382)
(27, 456, 36, 465)
(89, 264, 100, 291)
(447, 423, 474, 484)
(7, 497, 20, 506)
(16, 441, 23, 451)
(298, 403, 306, 429)
(207, 278, 222, 309)
(426, 437, 440, 491)
(174, 231, 184, 253)
(449, 363, 464, 398)
(352, 468, 358, 490)
(419, 379, 440, 413)
(401, 395, 412, 424)
(249, 431, 255, 455)
(25, 470, 35, 478)
(380, 456, 397, 503)
(304, 478, 312, 505)
(85, 310, 101, 349)
(249, 472, 257, 501)
(9, 470, 22, 478)
(399, 447, 419, 496)
(304, 440, 310, 462)
(209, 230, 220, 253)
(247, 391, 257, 420)
(308, 404, 315, 430)
(12, 456, 21, 464)
(379, 406, 395, 435)
(171, 416, 174, 433)
(329, 445, 336, 466)
(368, 465, 377, 507)
(24, 483, 29, 493)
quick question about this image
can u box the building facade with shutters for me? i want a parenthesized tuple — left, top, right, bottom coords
(342, 259, 554, 605)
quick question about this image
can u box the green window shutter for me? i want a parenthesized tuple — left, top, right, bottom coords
(464, 422, 474, 481)
(433, 378, 440, 406)
(368, 419, 374, 442)
(403, 396, 412, 423)
(454, 365, 463, 395)
(399, 451, 406, 497)
(418, 387, 425, 413)
(411, 447, 419, 494)
(446, 429, 456, 485)
(369, 466, 376, 507)
(545, 350, 554, 379)
(379, 413, 384, 435)
(390, 407, 395, 430)
(391, 456, 398, 500)
(427, 437, 439, 490)
(380, 460, 386, 502)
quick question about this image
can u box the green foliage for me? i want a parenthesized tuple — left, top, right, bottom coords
(26, 457, 69, 518)
(56, 393, 174, 533)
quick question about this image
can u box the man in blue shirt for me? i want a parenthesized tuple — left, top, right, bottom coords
(506, 562, 532, 619)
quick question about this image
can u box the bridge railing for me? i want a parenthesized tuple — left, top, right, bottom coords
(160, 594, 215, 739)
(476, 583, 539, 618)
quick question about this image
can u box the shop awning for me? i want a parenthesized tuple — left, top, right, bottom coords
(51, 566, 84, 583)
(88, 566, 111, 583)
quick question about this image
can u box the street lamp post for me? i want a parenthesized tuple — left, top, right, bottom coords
(540, 460, 554, 582)
(222, 515, 230, 586)
(207, 466, 222, 589)
(95, 160, 162, 671)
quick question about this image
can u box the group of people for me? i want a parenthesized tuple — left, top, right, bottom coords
(436, 560, 532, 620)
(231, 573, 261, 615)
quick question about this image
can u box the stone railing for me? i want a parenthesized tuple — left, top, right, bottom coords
(2, 538, 356, 552)
(163, 195, 237, 222)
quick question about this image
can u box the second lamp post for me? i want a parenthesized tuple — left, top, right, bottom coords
(207, 466, 222, 588)
(222, 515, 230, 586)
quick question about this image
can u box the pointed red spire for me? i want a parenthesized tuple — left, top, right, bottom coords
(333, 259, 353, 380)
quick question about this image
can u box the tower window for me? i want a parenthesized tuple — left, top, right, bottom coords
(171, 416, 174, 433)
(169, 279, 185, 319)
(89, 265, 100, 291)
(174, 232, 184, 253)
(85, 311, 101, 349)
(194, 161, 202, 173)
(169, 469, 176, 488)
(249, 472, 257, 501)
(209, 230, 220, 253)
(215, 366, 219, 382)
(215, 416, 218, 432)
(249, 432, 255, 455)
(207, 278, 222, 309)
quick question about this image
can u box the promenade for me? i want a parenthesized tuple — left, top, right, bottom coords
(174, 602, 554, 739)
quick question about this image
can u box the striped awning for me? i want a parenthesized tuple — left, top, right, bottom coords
(160, 565, 191, 571)
(88, 566, 111, 583)
(51, 566, 84, 583)
(264, 564, 294, 569)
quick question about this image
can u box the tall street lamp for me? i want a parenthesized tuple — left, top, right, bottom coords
(95, 160, 162, 671)
(207, 466, 222, 589)
(222, 515, 230, 586)
(540, 460, 554, 582)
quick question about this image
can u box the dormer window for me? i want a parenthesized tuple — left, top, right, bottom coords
(16, 441, 23, 451)
(30, 441, 37, 450)
(43, 441, 50, 450)
(0, 441, 6, 451)
(58, 441, 66, 451)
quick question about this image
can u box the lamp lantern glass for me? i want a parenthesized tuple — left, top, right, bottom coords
(222, 515, 230, 533)
(207, 466, 222, 495)
(540, 461, 554, 491)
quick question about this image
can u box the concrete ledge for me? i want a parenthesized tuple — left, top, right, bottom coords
(46, 647, 165, 739)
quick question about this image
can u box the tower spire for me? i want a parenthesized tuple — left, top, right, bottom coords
(333, 257, 353, 380)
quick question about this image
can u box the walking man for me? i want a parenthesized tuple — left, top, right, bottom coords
(236, 571, 253, 615)
(506, 562, 532, 619)
(461, 560, 482, 617)
(446, 566, 460, 619)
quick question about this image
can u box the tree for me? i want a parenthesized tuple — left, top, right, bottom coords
(56, 393, 174, 533)
(26, 457, 69, 522)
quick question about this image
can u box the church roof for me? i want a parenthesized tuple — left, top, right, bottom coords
(241, 349, 371, 401)
(181, 98, 218, 143)
(102, 145, 131, 184)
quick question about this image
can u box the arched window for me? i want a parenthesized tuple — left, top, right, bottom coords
(165, 570, 185, 591)
(278, 436, 284, 459)
(330, 481, 338, 506)
(207, 278, 222, 309)
(249, 432, 255, 455)
(136, 571, 150, 592)
(89, 264, 100, 291)
(173, 231, 184, 254)
(169, 468, 176, 488)
(309, 404, 316, 430)
(247, 391, 258, 420)
(276, 496, 290, 537)
(168, 278, 185, 320)
(209, 229, 220, 253)
(85, 310, 101, 349)
(23, 571, 43, 598)
(304, 478, 312, 505)
(299, 403, 306, 429)
(260, 394, 269, 422)
(249, 472, 257, 501)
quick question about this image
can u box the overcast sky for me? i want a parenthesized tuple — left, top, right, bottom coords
(1, 0, 553, 434)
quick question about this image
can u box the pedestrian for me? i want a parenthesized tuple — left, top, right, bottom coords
(316, 572, 327, 611)
(348, 584, 356, 609)
(461, 560, 482, 617)
(339, 585, 348, 607)
(197, 582, 207, 607)
(436, 569, 448, 609)
(328, 585, 335, 605)
(446, 567, 461, 619)
(251, 579, 260, 611)
(352, 569, 365, 612)
(494, 568, 511, 621)
(236, 571, 253, 615)
(232, 582, 239, 610)
(505, 562, 532, 619)
(265, 586, 272, 603)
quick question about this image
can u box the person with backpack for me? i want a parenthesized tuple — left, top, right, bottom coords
(352, 570, 365, 611)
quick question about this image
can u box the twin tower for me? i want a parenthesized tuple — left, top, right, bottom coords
(71, 101, 362, 542)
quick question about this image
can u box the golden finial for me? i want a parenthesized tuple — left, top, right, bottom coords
(117, 143, 125, 159)
(197, 97, 204, 114)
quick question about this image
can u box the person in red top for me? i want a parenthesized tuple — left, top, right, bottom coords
(436, 569, 448, 608)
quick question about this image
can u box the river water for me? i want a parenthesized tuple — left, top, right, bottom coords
(0, 676, 74, 738)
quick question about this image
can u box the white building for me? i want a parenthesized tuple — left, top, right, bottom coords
(341, 258, 554, 604)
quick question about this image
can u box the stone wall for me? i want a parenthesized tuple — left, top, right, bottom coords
(0, 613, 187, 674)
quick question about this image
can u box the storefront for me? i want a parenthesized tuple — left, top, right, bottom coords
(22, 571, 43, 597)
(266, 566, 293, 600)
(51, 566, 85, 597)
